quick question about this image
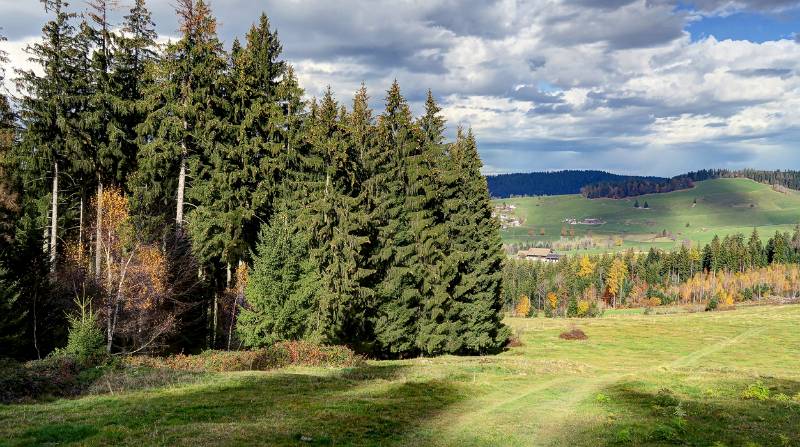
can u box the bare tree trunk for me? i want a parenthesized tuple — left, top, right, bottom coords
(33, 287, 40, 360)
(50, 162, 58, 272)
(212, 292, 218, 349)
(78, 196, 84, 257)
(176, 154, 186, 229)
(95, 180, 103, 277)
(106, 248, 113, 352)
(176, 114, 188, 230)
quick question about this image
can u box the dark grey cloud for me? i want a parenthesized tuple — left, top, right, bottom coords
(543, 2, 687, 50)
(730, 67, 793, 78)
(572, 0, 639, 9)
(512, 86, 565, 103)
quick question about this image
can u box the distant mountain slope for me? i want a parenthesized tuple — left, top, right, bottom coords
(486, 170, 667, 198)
(494, 178, 800, 253)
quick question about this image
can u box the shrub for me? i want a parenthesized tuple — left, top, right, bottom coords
(514, 295, 531, 317)
(0, 356, 87, 403)
(741, 380, 770, 401)
(124, 341, 364, 372)
(51, 299, 106, 365)
(706, 295, 719, 311)
(577, 300, 590, 316)
(647, 296, 662, 307)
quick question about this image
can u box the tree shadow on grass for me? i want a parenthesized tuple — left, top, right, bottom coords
(564, 377, 800, 446)
(7, 364, 463, 446)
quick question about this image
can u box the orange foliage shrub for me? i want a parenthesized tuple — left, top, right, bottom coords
(515, 295, 532, 317)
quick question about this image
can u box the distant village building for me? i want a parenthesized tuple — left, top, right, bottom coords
(517, 248, 563, 263)
(493, 204, 523, 229)
(563, 217, 605, 225)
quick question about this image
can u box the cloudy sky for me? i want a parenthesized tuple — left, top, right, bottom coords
(2, 0, 800, 176)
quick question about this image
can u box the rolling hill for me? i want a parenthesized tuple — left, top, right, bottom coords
(494, 178, 800, 253)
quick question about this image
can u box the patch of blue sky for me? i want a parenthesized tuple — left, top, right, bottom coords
(687, 11, 800, 43)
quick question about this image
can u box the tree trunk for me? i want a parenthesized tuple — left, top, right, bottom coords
(50, 162, 58, 272)
(176, 153, 186, 229)
(176, 115, 188, 231)
(106, 248, 113, 352)
(78, 196, 84, 258)
(95, 180, 103, 277)
(33, 287, 40, 360)
(212, 291, 218, 349)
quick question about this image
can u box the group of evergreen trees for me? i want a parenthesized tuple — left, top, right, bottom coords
(504, 227, 800, 315)
(0, 0, 508, 359)
(686, 169, 800, 190)
(580, 176, 694, 199)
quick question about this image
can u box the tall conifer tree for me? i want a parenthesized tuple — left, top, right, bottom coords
(133, 0, 228, 235)
(443, 129, 509, 354)
(16, 0, 83, 271)
(413, 91, 452, 355)
(370, 82, 421, 357)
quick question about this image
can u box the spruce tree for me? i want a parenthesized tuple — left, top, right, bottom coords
(16, 0, 84, 271)
(111, 0, 157, 181)
(443, 129, 509, 354)
(197, 13, 289, 277)
(412, 91, 452, 355)
(237, 213, 321, 347)
(132, 0, 228, 236)
(370, 82, 421, 357)
(304, 88, 371, 345)
(0, 33, 18, 245)
(0, 264, 26, 358)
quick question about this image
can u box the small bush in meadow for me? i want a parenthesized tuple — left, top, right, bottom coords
(741, 380, 770, 401)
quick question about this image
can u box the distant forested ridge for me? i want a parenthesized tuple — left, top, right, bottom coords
(686, 169, 800, 190)
(488, 168, 800, 200)
(486, 170, 667, 198)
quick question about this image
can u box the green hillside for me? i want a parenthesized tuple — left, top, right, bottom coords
(495, 178, 800, 253)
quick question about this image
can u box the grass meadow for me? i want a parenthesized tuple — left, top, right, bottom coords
(497, 178, 800, 253)
(2, 304, 799, 446)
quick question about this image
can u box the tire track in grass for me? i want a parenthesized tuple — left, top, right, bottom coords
(666, 326, 767, 369)
(533, 326, 767, 446)
(430, 322, 771, 446)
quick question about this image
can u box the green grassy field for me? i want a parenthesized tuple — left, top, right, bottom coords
(496, 178, 800, 253)
(3, 304, 800, 446)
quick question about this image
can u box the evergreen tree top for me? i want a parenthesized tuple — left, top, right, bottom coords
(382, 80, 412, 123)
(122, 0, 157, 51)
(420, 89, 445, 146)
(351, 84, 372, 126)
(176, 0, 217, 40)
